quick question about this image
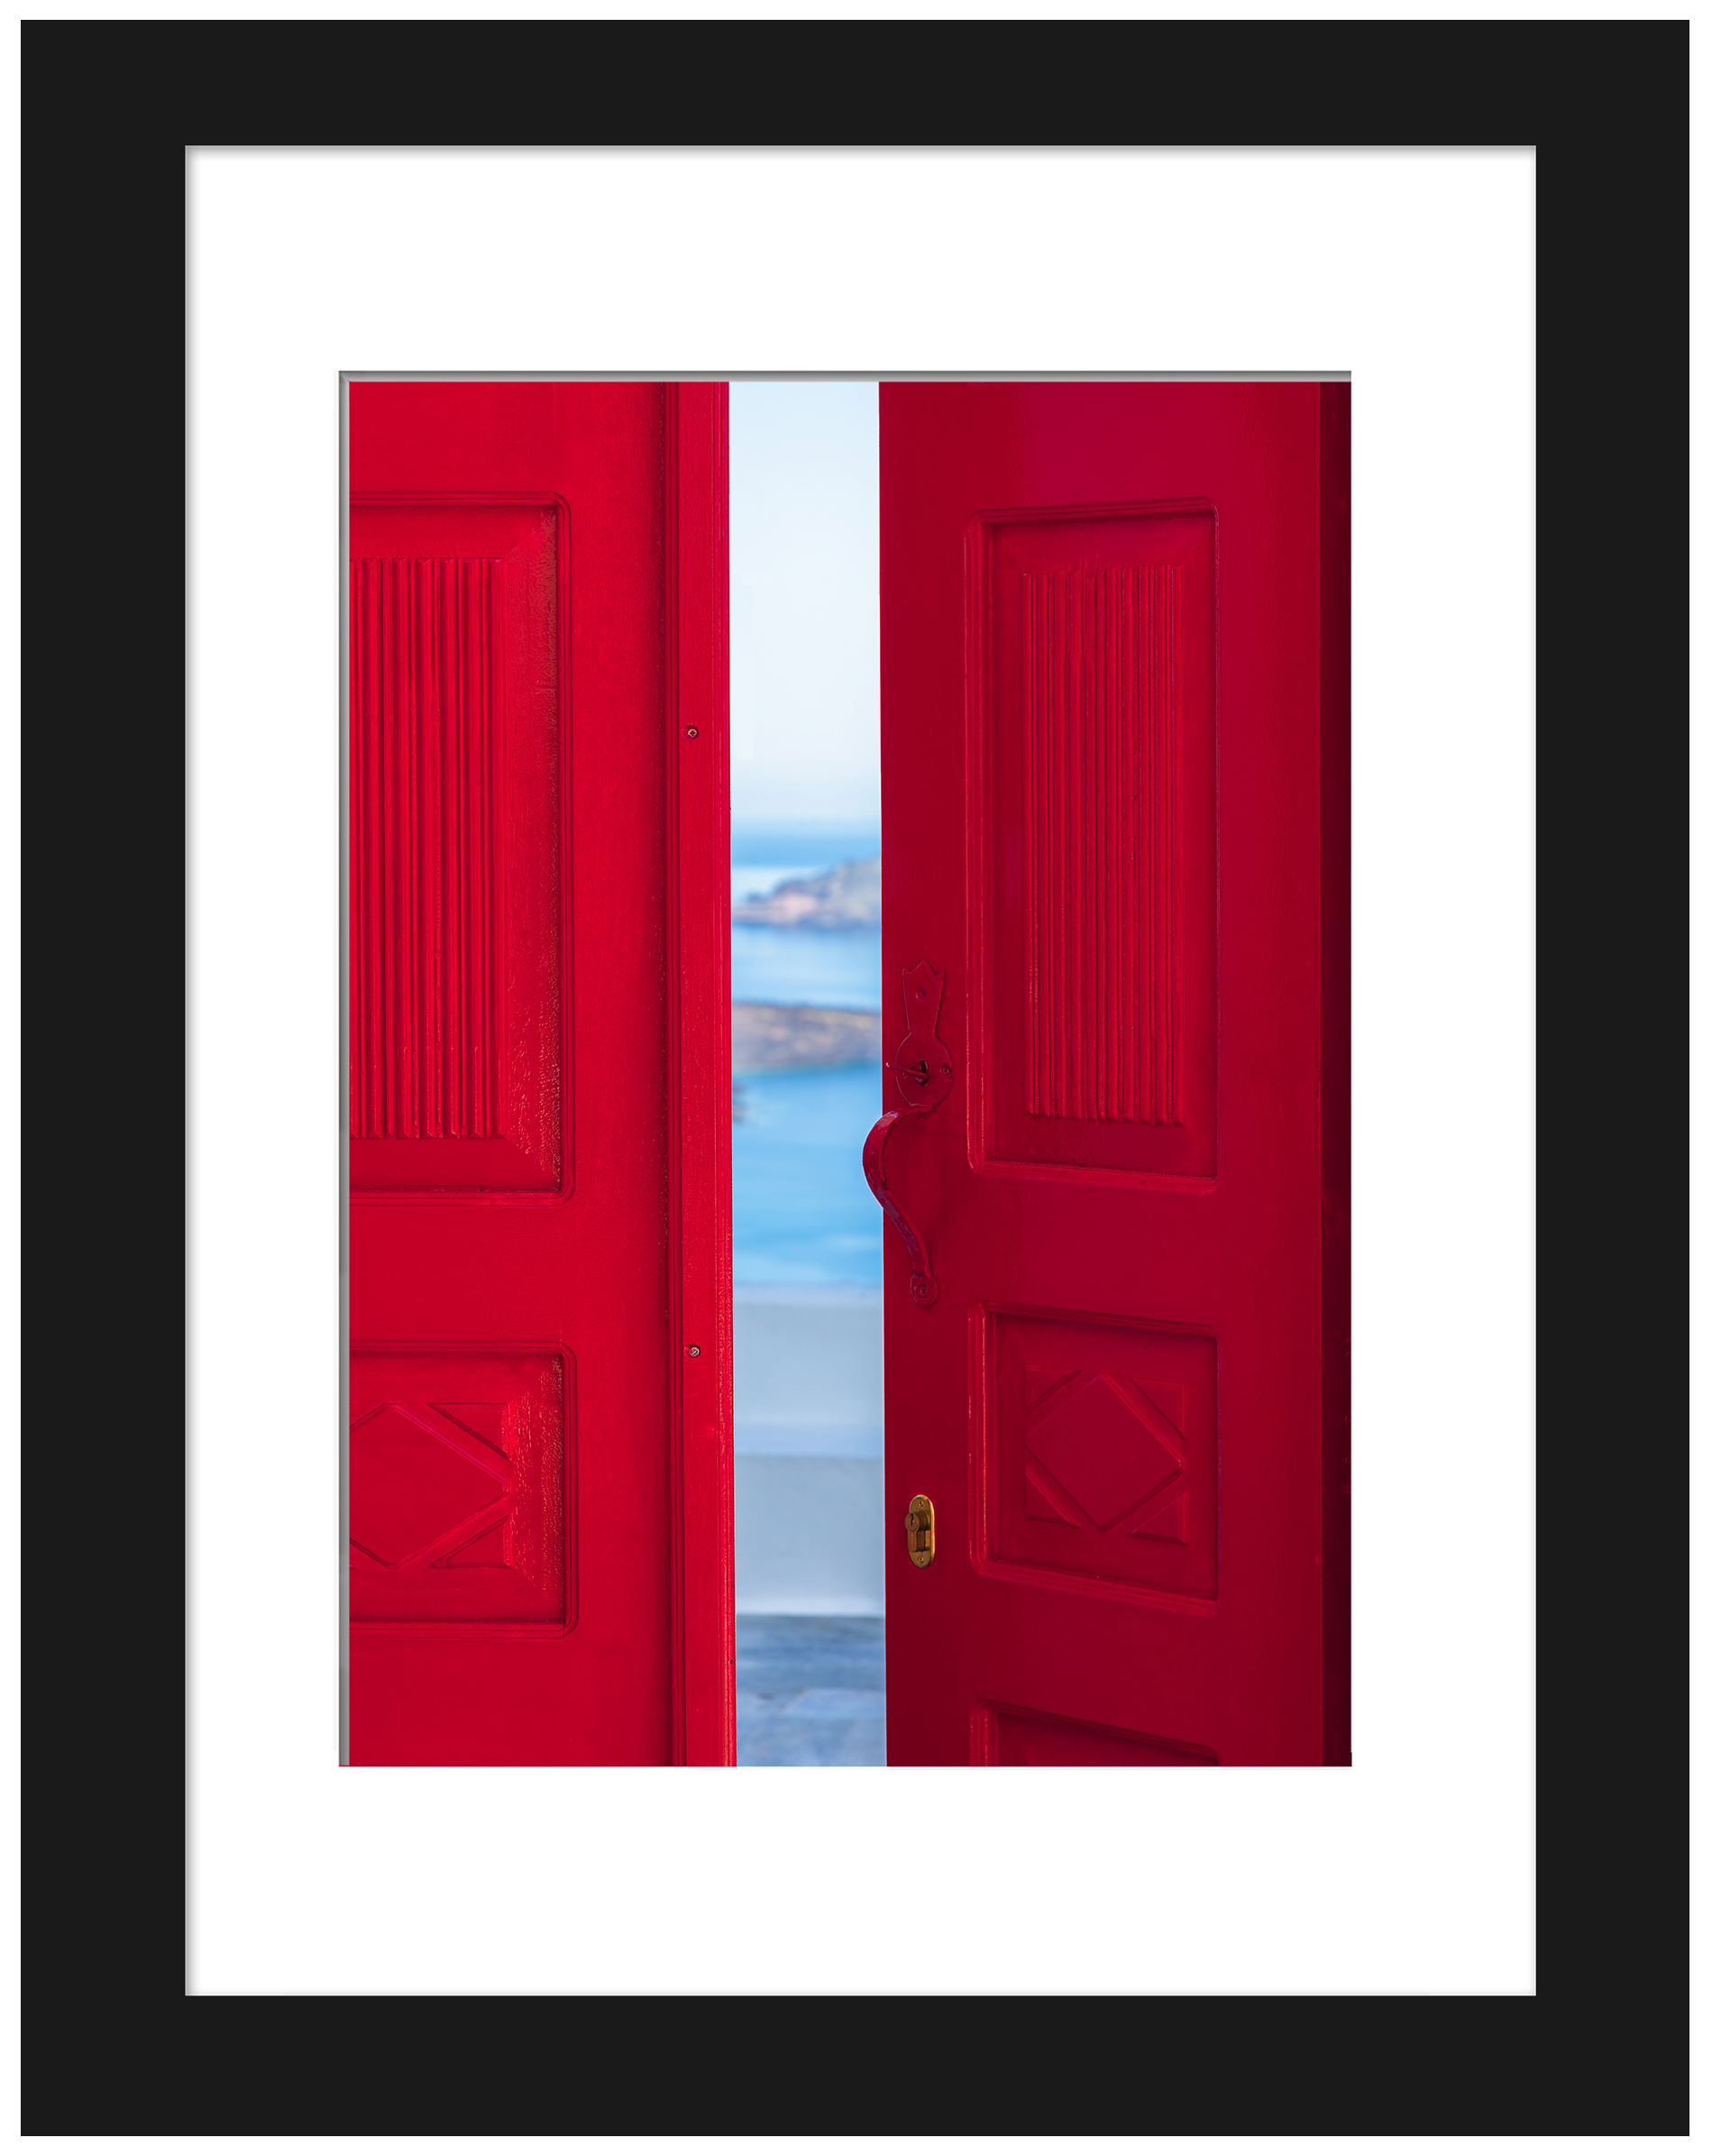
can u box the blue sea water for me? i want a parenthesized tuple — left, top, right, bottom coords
(731, 924, 881, 1010)
(732, 1062, 883, 1285)
(729, 823, 883, 1012)
(730, 824, 885, 1286)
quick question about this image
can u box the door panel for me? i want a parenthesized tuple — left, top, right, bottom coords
(975, 1303, 1218, 1606)
(974, 502, 1216, 1181)
(349, 499, 565, 1193)
(879, 383, 1350, 1766)
(347, 383, 733, 1765)
(972, 1702, 1219, 1767)
(350, 1344, 570, 1628)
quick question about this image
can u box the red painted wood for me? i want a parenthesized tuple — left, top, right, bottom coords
(665, 386, 737, 1766)
(878, 383, 1350, 1766)
(347, 382, 734, 1765)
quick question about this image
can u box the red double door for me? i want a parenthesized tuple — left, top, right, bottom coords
(349, 381, 1348, 1767)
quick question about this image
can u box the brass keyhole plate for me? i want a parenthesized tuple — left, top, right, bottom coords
(905, 1492, 935, 1568)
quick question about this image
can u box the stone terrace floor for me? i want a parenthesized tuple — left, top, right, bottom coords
(735, 1614, 885, 1766)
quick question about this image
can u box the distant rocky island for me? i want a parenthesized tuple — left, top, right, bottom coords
(732, 854, 880, 929)
(732, 1002, 881, 1072)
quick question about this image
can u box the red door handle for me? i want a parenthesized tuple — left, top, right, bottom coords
(864, 1109, 938, 1309)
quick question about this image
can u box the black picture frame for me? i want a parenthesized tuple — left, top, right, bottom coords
(23, 17, 1680, 2132)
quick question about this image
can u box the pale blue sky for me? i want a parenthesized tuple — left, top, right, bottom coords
(729, 382, 880, 830)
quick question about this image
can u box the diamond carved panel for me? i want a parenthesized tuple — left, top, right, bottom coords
(350, 1403, 508, 1565)
(1024, 1367, 1186, 1531)
(349, 1346, 572, 1629)
(980, 1307, 1216, 1603)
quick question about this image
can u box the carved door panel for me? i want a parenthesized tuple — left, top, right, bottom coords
(878, 383, 1350, 1765)
(348, 383, 733, 1765)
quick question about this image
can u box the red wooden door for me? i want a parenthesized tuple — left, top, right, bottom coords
(878, 383, 1350, 1766)
(347, 382, 733, 1766)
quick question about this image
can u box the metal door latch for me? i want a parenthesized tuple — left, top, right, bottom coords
(864, 961, 953, 1311)
(885, 961, 953, 1112)
(905, 1493, 936, 1567)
